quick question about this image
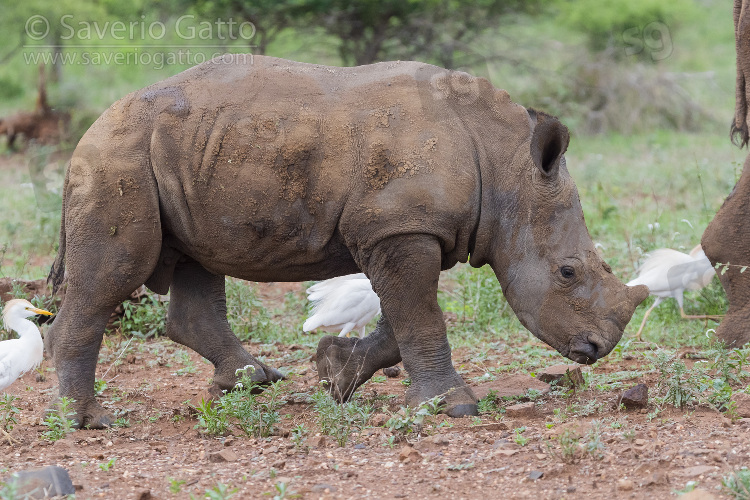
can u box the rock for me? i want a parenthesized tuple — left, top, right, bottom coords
(126, 354, 137, 364)
(620, 383, 648, 409)
(505, 402, 535, 418)
(307, 435, 327, 448)
(537, 364, 584, 387)
(271, 459, 286, 469)
(680, 465, 715, 478)
(473, 374, 551, 401)
(137, 490, 152, 500)
(732, 392, 750, 418)
(383, 365, 401, 378)
(528, 470, 544, 480)
(616, 479, 634, 491)
(680, 488, 718, 500)
(398, 445, 422, 462)
(6, 465, 75, 497)
(493, 449, 519, 457)
(311, 483, 337, 493)
(640, 471, 669, 487)
(208, 449, 238, 463)
(354, 443, 366, 450)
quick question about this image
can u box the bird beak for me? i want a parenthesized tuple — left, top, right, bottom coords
(29, 307, 54, 316)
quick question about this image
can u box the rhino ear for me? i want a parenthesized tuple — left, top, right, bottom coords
(528, 109, 570, 178)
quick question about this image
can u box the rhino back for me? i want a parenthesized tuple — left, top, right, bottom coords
(85, 55, 497, 278)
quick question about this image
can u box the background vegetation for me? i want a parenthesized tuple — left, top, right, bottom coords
(0, 0, 742, 348)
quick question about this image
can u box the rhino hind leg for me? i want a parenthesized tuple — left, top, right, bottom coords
(46, 221, 162, 428)
(317, 314, 401, 401)
(165, 258, 283, 392)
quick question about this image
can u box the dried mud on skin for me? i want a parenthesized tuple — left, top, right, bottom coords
(1, 285, 749, 499)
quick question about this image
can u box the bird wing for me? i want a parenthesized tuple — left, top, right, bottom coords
(304, 277, 380, 333)
(306, 273, 368, 298)
(0, 339, 23, 391)
(634, 249, 694, 276)
(627, 248, 715, 296)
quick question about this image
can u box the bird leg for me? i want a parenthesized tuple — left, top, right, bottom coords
(679, 308, 724, 321)
(634, 301, 660, 341)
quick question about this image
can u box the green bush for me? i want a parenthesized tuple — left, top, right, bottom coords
(560, 0, 696, 55)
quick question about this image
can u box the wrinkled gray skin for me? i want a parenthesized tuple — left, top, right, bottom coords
(46, 55, 648, 427)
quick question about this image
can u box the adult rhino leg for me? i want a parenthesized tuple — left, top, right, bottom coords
(165, 259, 283, 393)
(46, 290, 133, 428)
(702, 156, 750, 347)
(371, 234, 476, 416)
(317, 314, 401, 401)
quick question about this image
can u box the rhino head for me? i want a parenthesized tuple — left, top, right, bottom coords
(470, 108, 649, 364)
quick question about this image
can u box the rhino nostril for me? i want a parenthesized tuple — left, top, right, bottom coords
(569, 338, 600, 365)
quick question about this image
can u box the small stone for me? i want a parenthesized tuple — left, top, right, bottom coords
(634, 438, 647, 447)
(505, 402, 535, 418)
(528, 470, 544, 480)
(208, 449, 238, 463)
(616, 479, 634, 491)
(383, 366, 401, 378)
(137, 490, 152, 500)
(7, 466, 75, 497)
(354, 443, 366, 450)
(473, 374, 551, 401)
(271, 460, 286, 469)
(537, 364, 584, 387)
(398, 445, 422, 462)
(307, 435, 327, 448)
(732, 392, 750, 418)
(722, 418, 732, 428)
(620, 383, 648, 409)
(680, 488, 718, 500)
(535, 454, 547, 460)
(566, 486, 576, 493)
(680, 465, 715, 478)
(640, 471, 669, 487)
(493, 449, 519, 457)
(53, 438, 74, 449)
(126, 354, 137, 364)
(311, 483, 337, 493)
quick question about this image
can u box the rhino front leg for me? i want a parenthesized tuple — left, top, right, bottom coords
(370, 234, 476, 416)
(317, 314, 401, 401)
(166, 259, 283, 392)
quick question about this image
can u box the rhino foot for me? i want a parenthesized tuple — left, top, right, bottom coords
(212, 355, 285, 394)
(405, 373, 478, 418)
(316, 335, 375, 402)
(715, 304, 750, 348)
(46, 398, 113, 430)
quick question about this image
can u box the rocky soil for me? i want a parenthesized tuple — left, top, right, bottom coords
(1, 283, 748, 499)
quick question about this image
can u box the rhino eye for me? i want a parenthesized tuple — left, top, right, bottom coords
(561, 266, 576, 279)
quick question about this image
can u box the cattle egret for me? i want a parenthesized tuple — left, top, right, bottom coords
(1, 299, 53, 391)
(627, 245, 721, 340)
(303, 273, 381, 338)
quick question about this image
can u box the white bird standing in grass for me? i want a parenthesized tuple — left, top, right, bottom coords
(627, 244, 722, 340)
(1, 299, 54, 391)
(303, 273, 381, 338)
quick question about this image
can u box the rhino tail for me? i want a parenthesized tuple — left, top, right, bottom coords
(48, 162, 69, 294)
